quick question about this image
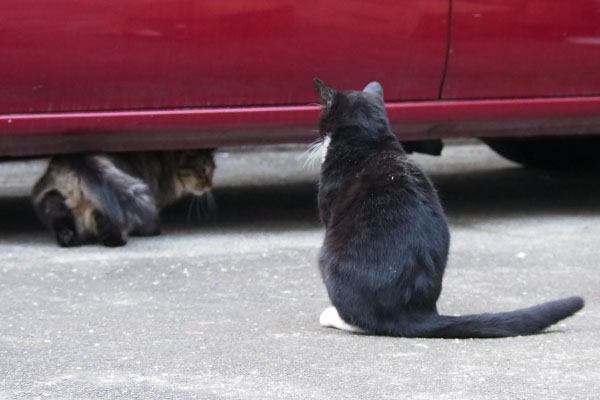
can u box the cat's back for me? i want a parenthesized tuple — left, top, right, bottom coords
(340, 149, 441, 212)
(109, 151, 176, 201)
(323, 148, 449, 256)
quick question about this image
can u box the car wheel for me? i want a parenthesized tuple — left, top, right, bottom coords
(481, 135, 600, 169)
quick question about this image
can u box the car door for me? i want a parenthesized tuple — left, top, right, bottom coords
(0, 0, 449, 114)
(442, 0, 600, 99)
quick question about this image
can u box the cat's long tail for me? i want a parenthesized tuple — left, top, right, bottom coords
(396, 296, 584, 338)
(75, 156, 126, 227)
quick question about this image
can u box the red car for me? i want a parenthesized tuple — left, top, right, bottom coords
(2, 0, 600, 167)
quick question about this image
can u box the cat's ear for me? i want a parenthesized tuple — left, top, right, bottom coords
(363, 81, 384, 101)
(313, 78, 335, 108)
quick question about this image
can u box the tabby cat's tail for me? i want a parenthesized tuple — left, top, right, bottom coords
(398, 296, 584, 338)
(75, 156, 126, 227)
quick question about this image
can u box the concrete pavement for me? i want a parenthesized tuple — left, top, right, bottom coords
(0, 141, 598, 399)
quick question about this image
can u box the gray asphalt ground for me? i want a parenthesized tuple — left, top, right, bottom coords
(0, 140, 598, 400)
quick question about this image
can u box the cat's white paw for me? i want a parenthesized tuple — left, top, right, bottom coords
(319, 306, 364, 333)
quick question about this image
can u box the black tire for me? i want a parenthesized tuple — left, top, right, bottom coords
(482, 135, 600, 169)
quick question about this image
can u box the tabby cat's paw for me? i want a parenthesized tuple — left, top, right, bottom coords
(56, 229, 78, 247)
(102, 236, 127, 247)
(94, 210, 127, 247)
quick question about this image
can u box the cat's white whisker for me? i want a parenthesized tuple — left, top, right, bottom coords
(186, 196, 196, 227)
(195, 195, 203, 223)
(300, 139, 325, 169)
(205, 191, 218, 219)
(190, 192, 217, 223)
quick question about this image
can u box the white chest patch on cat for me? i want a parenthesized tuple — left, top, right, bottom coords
(322, 135, 331, 162)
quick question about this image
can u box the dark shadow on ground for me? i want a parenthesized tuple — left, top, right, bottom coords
(433, 166, 600, 218)
(161, 182, 321, 232)
(1, 165, 600, 239)
(0, 182, 321, 239)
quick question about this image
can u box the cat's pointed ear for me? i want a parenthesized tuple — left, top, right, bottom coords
(363, 81, 384, 101)
(313, 78, 335, 108)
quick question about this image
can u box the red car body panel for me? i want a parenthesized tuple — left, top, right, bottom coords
(1, 0, 600, 157)
(444, 0, 600, 98)
(0, 0, 448, 113)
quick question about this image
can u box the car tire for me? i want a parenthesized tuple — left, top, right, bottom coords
(481, 135, 600, 169)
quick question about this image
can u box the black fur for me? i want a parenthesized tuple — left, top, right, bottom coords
(314, 78, 584, 338)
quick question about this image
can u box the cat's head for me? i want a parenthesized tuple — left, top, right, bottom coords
(174, 149, 215, 196)
(313, 78, 391, 143)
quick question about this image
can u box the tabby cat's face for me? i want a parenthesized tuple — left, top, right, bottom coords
(175, 150, 215, 196)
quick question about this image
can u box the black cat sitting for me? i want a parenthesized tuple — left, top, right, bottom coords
(312, 78, 584, 338)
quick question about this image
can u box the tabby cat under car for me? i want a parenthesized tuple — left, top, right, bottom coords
(32, 150, 215, 247)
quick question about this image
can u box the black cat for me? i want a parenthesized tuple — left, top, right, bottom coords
(313, 78, 584, 338)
